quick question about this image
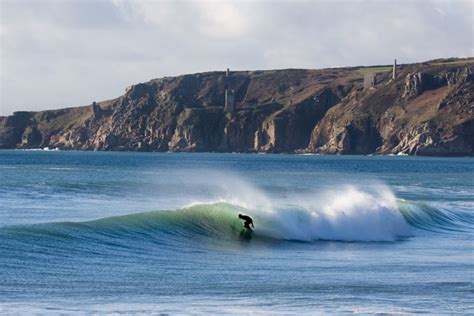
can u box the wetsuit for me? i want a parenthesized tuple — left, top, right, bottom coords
(238, 214, 254, 231)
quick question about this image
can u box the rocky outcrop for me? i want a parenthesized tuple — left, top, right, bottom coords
(254, 88, 343, 152)
(1, 58, 473, 156)
(403, 67, 473, 98)
(307, 60, 473, 156)
(391, 121, 473, 156)
(404, 72, 442, 97)
(0, 111, 36, 148)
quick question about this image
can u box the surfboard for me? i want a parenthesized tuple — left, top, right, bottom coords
(239, 228, 253, 240)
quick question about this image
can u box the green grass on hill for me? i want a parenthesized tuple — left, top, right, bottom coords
(354, 58, 473, 76)
(431, 58, 474, 66)
(355, 66, 392, 75)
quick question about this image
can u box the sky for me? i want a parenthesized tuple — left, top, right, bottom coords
(0, 0, 473, 116)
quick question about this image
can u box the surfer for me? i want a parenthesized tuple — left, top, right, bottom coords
(238, 214, 254, 231)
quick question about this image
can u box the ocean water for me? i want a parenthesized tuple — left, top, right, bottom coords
(0, 150, 472, 314)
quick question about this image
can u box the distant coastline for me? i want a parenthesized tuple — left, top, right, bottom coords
(1, 57, 473, 156)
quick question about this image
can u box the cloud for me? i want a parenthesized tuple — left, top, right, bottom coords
(0, 0, 472, 115)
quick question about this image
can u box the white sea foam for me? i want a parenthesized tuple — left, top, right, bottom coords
(177, 170, 411, 242)
(252, 185, 411, 242)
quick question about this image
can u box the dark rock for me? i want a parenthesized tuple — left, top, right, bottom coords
(20, 127, 42, 147)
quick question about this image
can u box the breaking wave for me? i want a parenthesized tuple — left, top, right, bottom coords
(1, 185, 471, 253)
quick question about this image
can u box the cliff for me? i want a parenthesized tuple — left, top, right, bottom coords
(1, 58, 473, 156)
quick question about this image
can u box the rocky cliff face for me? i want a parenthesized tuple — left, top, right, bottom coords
(1, 58, 473, 156)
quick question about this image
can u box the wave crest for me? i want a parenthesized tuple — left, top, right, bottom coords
(254, 186, 411, 242)
(2, 186, 416, 244)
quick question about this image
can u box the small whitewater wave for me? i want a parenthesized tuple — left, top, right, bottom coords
(251, 185, 412, 242)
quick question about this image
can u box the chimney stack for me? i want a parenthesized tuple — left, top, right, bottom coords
(392, 59, 397, 80)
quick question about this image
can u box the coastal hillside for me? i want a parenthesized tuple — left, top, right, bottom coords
(1, 58, 473, 156)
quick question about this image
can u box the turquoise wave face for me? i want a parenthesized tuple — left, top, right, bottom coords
(2, 199, 472, 255)
(398, 201, 474, 233)
(1, 203, 257, 252)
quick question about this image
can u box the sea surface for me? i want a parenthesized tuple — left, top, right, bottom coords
(0, 150, 472, 314)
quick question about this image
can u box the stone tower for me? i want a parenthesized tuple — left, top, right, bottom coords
(393, 59, 397, 80)
(364, 73, 376, 90)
